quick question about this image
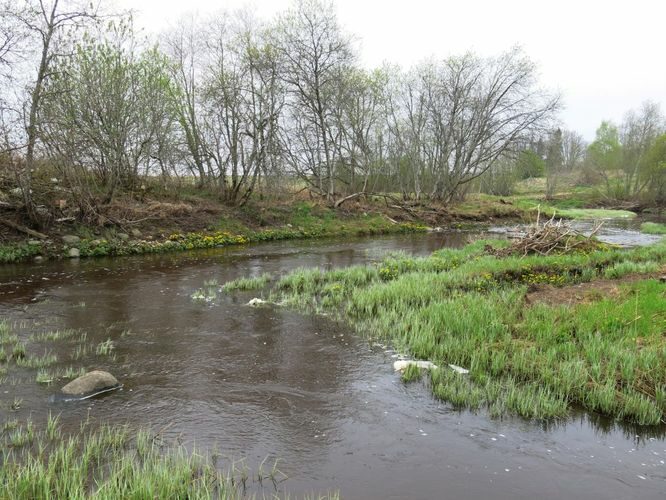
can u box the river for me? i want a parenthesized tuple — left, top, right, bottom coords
(0, 226, 664, 499)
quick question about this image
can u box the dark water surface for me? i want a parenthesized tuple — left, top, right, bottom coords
(1, 230, 664, 499)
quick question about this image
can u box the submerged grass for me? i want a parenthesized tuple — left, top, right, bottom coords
(0, 420, 339, 499)
(222, 273, 272, 292)
(265, 238, 666, 425)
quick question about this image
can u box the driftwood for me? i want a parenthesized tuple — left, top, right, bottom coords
(490, 210, 603, 257)
(0, 217, 49, 239)
(334, 191, 365, 208)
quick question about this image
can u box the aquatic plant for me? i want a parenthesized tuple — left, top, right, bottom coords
(32, 329, 80, 342)
(191, 287, 218, 303)
(271, 238, 666, 424)
(222, 273, 272, 292)
(95, 339, 115, 356)
(0, 420, 340, 499)
(16, 351, 57, 369)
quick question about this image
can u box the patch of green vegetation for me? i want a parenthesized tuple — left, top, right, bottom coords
(71, 343, 90, 360)
(95, 339, 115, 356)
(603, 260, 660, 279)
(11, 342, 26, 360)
(36, 366, 86, 384)
(511, 197, 637, 220)
(0, 242, 43, 264)
(266, 239, 666, 424)
(222, 273, 272, 292)
(0, 420, 339, 499)
(641, 222, 666, 235)
(401, 363, 423, 383)
(191, 281, 219, 303)
(31, 329, 79, 342)
(553, 208, 637, 219)
(15, 351, 58, 369)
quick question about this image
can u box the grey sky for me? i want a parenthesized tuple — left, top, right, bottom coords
(118, 0, 666, 140)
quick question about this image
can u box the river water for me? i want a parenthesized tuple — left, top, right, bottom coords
(0, 227, 664, 499)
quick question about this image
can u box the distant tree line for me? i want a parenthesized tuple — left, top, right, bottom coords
(480, 103, 666, 204)
(0, 0, 662, 228)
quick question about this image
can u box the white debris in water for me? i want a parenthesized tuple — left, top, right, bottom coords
(393, 360, 438, 372)
(246, 298, 268, 307)
(448, 364, 470, 374)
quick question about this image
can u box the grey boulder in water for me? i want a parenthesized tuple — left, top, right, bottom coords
(61, 370, 120, 396)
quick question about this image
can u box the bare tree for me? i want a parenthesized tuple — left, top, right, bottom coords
(0, 1, 24, 71)
(545, 128, 563, 199)
(203, 13, 284, 205)
(274, 0, 354, 201)
(161, 14, 212, 184)
(8, 0, 101, 224)
(561, 129, 586, 170)
(385, 64, 430, 200)
(385, 49, 559, 203)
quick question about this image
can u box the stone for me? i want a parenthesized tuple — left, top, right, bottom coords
(246, 298, 268, 307)
(34, 256, 44, 263)
(28, 239, 41, 246)
(90, 239, 102, 246)
(393, 360, 438, 372)
(62, 234, 80, 245)
(130, 229, 142, 238)
(117, 233, 130, 241)
(61, 370, 119, 396)
(448, 364, 470, 374)
(68, 248, 80, 258)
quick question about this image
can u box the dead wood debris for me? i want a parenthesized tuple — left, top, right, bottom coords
(488, 210, 603, 257)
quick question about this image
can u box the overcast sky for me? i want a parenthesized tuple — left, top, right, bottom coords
(116, 0, 666, 140)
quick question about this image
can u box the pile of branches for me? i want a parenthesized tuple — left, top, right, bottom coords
(489, 213, 604, 257)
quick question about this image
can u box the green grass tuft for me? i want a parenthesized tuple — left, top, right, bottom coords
(271, 238, 666, 424)
(641, 222, 666, 235)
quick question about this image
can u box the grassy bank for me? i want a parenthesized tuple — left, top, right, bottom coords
(228, 238, 666, 425)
